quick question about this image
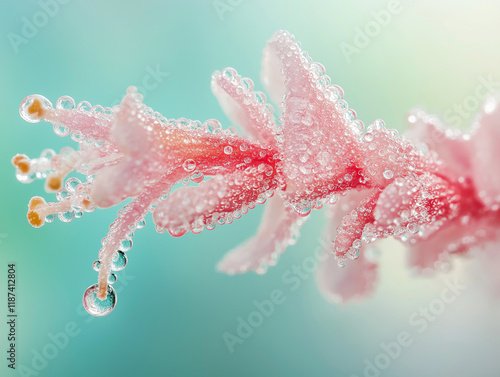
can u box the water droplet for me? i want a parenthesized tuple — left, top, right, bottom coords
(77, 101, 92, 112)
(291, 202, 312, 217)
(108, 273, 117, 284)
(58, 211, 75, 222)
(168, 226, 187, 237)
(92, 260, 101, 271)
(83, 284, 117, 316)
(111, 251, 127, 271)
(224, 146, 233, 155)
(383, 170, 394, 179)
(56, 95, 76, 110)
(373, 119, 385, 129)
(329, 195, 338, 204)
(222, 68, 237, 79)
(136, 219, 146, 229)
(120, 239, 132, 252)
(45, 213, 55, 223)
(191, 171, 204, 183)
(182, 159, 196, 172)
(19, 95, 52, 123)
(65, 177, 81, 192)
(350, 120, 364, 135)
(53, 124, 70, 137)
(407, 223, 419, 234)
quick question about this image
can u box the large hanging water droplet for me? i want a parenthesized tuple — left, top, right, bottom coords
(111, 251, 127, 271)
(83, 284, 117, 316)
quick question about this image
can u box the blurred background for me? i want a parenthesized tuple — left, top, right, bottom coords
(1, 1, 500, 376)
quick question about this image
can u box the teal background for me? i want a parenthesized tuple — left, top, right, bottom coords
(1, 1, 500, 376)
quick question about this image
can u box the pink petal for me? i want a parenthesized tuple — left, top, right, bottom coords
(373, 173, 460, 237)
(358, 120, 441, 188)
(405, 109, 473, 180)
(153, 167, 276, 236)
(334, 189, 381, 261)
(316, 190, 378, 302)
(217, 195, 306, 274)
(470, 96, 500, 208)
(92, 92, 155, 208)
(211, 68, 276, 146)
(261, 31, 364, 205)
(408, 213, 500, 271)
(316, 250, 377, 304)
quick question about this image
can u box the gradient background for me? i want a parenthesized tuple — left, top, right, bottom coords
(1, 1, 500, 376)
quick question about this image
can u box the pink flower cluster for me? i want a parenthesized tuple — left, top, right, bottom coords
(12, 31, 500, 315)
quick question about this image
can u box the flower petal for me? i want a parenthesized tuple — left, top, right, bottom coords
(153, 166, 277, 235)
(217, 194, 306, 274)
(470, 96, 500, 208)
(212, 68, 276, 146)
(316, 189, 378, 302)
(261, 31, 364, 205)
(405, 109, 473, 180)
(408, 212, 500, 271)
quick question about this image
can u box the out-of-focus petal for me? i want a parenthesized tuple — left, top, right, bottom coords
(470, 96, 500, 208)
(408, 213, 500, 271)
(217, 195, 306, 274)
(316, 189, 378, 302)
(405, 109, 473, 180)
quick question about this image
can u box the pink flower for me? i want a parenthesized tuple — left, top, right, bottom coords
(12, 30, 500, 315)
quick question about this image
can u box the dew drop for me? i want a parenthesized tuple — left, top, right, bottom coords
(291, 202, 312, 217)
(120, 239, 132, 252)
(407, 223, 419, 234)
(224, 146, 233, 155)
(83, 284, 117, 317)
(111, 251, 127, 271)
(45, 213, 55, 223)
(191, 171, 204, 183)
(383, 170, 394, 180)
(19, 95, 53, 123)
(182, 159, 196, 172)
(168, 226, 187, 237)
(56, 95, 76, 110)
(53, 124, 70, 137)
(58, 211, 75, 222)
(350, 120, 364, 135)
(108, 273, 117, 284)
(77, 101, 92, 112)
(92, 260, 101, 271)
